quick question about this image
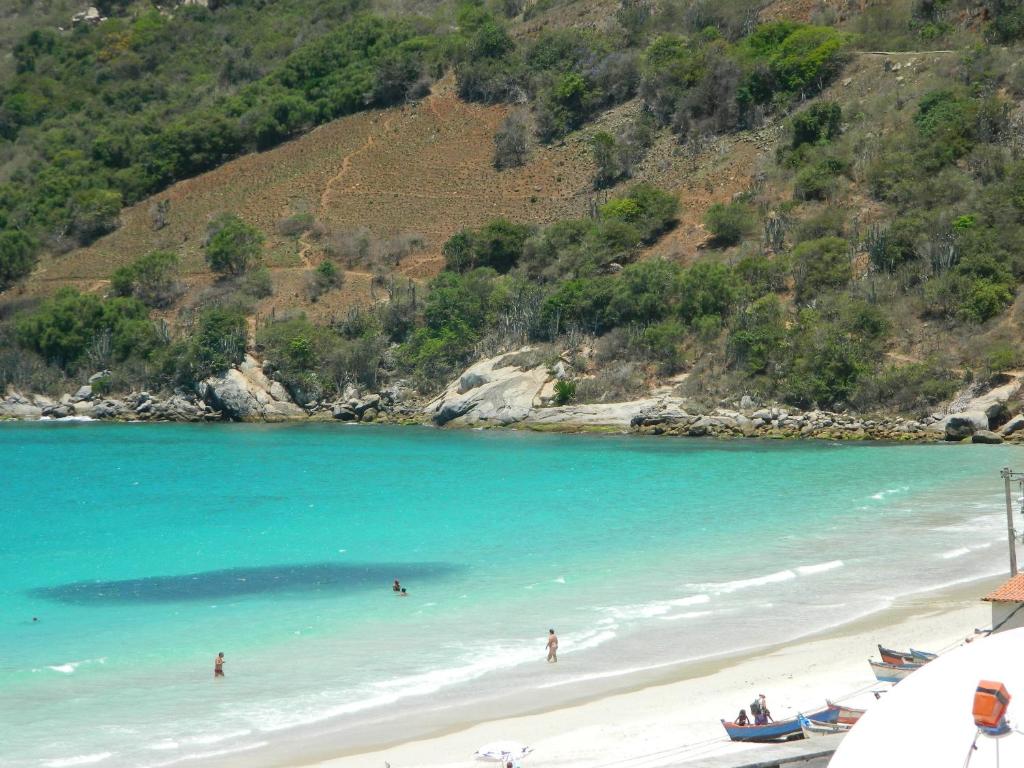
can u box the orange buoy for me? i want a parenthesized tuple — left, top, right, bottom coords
(974, 680, 1011, 735)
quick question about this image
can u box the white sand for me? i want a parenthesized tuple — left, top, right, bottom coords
(303, 585, 995, 768)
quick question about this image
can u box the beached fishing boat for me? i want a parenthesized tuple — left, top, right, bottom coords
(877, 644, 916, 665)
(825, 700, 866, 724)
(798, 714, 853, 738)
(869, 659, 921, 683)
(878, 644, 936, 665)
(721, 705, 839, 742)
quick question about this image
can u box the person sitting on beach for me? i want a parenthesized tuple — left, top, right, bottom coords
(393, 579, 401, 593)
(735, 709, 750, 726)
(214, 652, 225, 678)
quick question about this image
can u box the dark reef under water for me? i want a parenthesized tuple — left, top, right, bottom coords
(31, 561, 462, 604)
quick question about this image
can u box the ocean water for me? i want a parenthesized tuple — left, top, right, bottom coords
(0, 423, 1019, 767)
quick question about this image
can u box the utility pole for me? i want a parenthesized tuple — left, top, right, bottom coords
(1001, 467, 1019, 577)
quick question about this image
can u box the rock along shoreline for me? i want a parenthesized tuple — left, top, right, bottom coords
(4, 350, 1024, 444)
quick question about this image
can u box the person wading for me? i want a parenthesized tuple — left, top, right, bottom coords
(546, 629, 558, 663)
(214, 652, 226, 678)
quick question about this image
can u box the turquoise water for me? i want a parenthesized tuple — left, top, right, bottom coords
(0, 423, 1018, 767)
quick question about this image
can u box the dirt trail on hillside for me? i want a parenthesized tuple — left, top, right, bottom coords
(296, 113, 398, 269)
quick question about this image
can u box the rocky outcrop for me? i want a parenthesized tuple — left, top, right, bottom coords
(1001, 414, 1024, 437)
(199, 355, 306, 422)
(972, 430, 1004, 444)
(425, 352, 549, 426)
(0, 392, 43, 420)
(941, 411, 990, 441)
(425, 353, 951, 439)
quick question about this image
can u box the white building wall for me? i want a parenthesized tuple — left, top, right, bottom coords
(991, 601, 1024, 633)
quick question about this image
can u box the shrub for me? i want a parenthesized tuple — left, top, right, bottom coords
(0, 231, 37, 290)
(781, 299, 888, 408)
(15, 288, 156, 369)
(790, 101, 841, 149)
(792, 236, 851, 302)
(609, 259, 681, 325)
(735, 254, 789, 297)
(534, 72, 599, 142)
(575, 362, 645, 403)
(676, 261, 740, 324)
(986, 0, 1024, 42)
(443, 220, 533, 273)
(793, 208, 845, 243)
(204, 214, 264, 276)
(307, 259, 344, 301)
(494, 111, 529, 170)
(180, 305, 248, 379)
(110, 250, 182, 308)
(591, 131, 624, 189)
(851, 359, 959, 414)
(68, 188, 122, 244)
(642, 318, 685, 372)
(866, 217, 923, 274)
(553, 378, 576, 404)
(728, 294, 786, 375)
(793, 157, 844, 201)
(240, 266, 273, 298)
(600, 184, 678, 242)
(276, 213, 315, 236)
(704, 201, 753, 246)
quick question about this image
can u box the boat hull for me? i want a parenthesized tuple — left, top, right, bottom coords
(722, 705, 839, 743)
(799, 716, 853, 738)
(869, 659, 920, 683)
(826, 700, 866, 725)
(878, 644, 916, 665)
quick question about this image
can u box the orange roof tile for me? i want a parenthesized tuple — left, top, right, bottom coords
(983, 574, 1024, 602)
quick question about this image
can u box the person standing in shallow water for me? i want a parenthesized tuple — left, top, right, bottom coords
(214, 652, 225, 678)
(546, 629, 558, 663)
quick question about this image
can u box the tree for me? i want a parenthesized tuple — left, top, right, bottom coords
(110, 250, 181, 308)
(68, 188, 122, 244)
(15, 288, 155, 368)
(677, 261, 740, 324)
(792, 237, 852, 302)
(704, 201, 752, 246)
(494, 111, 529, 170)
(0, 231, 37, 290)
(791, 101, 841, 149)
(182, 305, 248, 378)
(442, 220, 532, 273)
(204, 214, 264, 276)
(591, 131, 623, 189)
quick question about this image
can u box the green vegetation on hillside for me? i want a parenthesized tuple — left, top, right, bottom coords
(3, 0, 1024, 419)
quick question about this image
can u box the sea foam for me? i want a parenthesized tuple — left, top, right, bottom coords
(796, 560, 844, 575)
(42, 753, 112, 767)
(696, 569, 797, 594)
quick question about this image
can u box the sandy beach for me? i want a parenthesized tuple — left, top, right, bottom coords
(303, 578, 1000, 768)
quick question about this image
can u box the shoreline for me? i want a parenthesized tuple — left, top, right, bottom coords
(4, 350, 1021, 443)
(0, 407, 1000, 444)
(272, 575, 1003, 768)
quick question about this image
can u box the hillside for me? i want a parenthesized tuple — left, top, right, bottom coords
(3, 0, 1024, 424)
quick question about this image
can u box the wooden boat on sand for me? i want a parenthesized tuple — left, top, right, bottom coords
(721, 705, 839, 742)
(798, 714, 853, 738)
(878, 644, 937, 665)
(869, 659, 921, 683)
(825, 700, 866, 724)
